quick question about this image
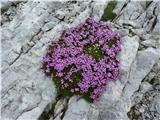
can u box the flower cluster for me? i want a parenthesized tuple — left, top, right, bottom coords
(42, 18, 122, 102)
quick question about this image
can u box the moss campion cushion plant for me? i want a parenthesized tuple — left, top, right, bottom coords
(42, 18, 122, 102)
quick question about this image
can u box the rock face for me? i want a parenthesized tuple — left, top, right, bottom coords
(1, 1, 107, 120)
(1, 0, 160, 120)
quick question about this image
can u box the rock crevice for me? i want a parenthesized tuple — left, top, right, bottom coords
(1, 0, 160, 120)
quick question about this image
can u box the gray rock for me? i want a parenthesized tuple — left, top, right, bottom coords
(1, 79, 42, 119)
(2, 0, 160, 120)
(139, 82, 152, 93)
(97, 48, 160, 120)
(62, 35, 140, 120)
(141, 39, 156, 47)
(1, 1, 109, 120)
(153, 15, 160, 34)
(119, 36, 139, 73)
(54, 98, 67, 118)
(62, 48, 160, 120)
(62, 1, 160, 120)
(1, 1, 12, 11)
(63, 97, 90, 120)
(91, 0, 108, 20)
(123, 48, 160, 98)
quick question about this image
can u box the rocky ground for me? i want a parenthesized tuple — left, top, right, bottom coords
(1, 0, 160, 120)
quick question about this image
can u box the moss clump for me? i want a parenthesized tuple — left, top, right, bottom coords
(101, 0, 117, 21)
(52, 70, 92, 102)
(107, 37, 117, 47)
(84, 44, 105, 61)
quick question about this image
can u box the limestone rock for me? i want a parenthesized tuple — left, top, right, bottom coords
(63, 97, 90, 120)
(1, 0, 160, 120)
(1, 1, 109, 120)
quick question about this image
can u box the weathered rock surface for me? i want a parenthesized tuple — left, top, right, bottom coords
(1, 0, 160, 120)
(63, 41, 160, 120)
(1, 0, 107, 120)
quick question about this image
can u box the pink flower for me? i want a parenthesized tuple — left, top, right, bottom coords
(42, 17, 122, 102)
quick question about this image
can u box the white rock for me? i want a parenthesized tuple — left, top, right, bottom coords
(2, 1, 160, 120)
(54, 98, 67, 117)
(150, 94, 160, 114)
(1, 79, 42, 120)
(139, 82, 152, 93)
(153, 15, 160, 34)
(93, 48, 159, 120)
(118, 35, 139, 85)
(119, 35, 139, 72)
(63, 97, 90, 120)
(42, 21, 58, 32)
(1, 1, 109, 120)
(63, 48, 160, 120)
(141, 39, 156, 47)
(62, 35, 140, 120)
(91, 0, 108, 20)
(123, 48, 160, 98)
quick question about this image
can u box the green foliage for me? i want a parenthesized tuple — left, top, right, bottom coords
(82, 87, 93, 103)
(51, 69, 92, 103)
(71, 71, 83, 81)
(84, 44, 105, 61)
(101, 0, 117, 21)
(107, 37, 117, 47)
(42, 17, 121, 104)
(49, 39, 117, 102)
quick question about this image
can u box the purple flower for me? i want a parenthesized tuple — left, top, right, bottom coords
(42, 17, 122, 102)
